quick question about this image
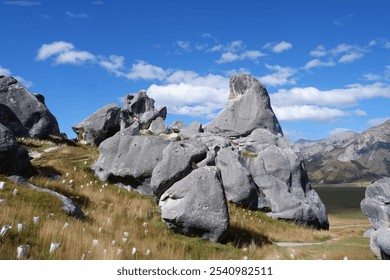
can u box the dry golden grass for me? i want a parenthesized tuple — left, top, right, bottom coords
(0, 137, 375, 260)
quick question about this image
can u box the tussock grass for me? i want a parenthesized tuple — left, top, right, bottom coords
(0, 137, 374, 259)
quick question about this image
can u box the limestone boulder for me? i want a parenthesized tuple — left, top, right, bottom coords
(148, 117, 169, 135)
(215, 147, 258, 209)
(240, 128, 329, 229)
(204, 74, 283, 137)
(151, 139, 208, 199)
(159, 166, 229, 242)
(179, 121, 203, 139)
(0, 76, 60, 139)
(170, 120, 186, 133)
(72, 104, 121, 146)
(92, 135, 169, 196)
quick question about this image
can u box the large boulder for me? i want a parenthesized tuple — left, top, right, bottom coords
(151, 139, 208, 199)
(92, 135, 169, 196)
(361, 177, 390, 229)
(72, 104, 121, 146)
(148, 117, 169, 135)
(0, 76, 60, 139)
(0, 123, 31, 175)
(240, 128, 329, 229)
(204, 74, 283, 137)
(159, 166, 229, 242)
(215, 147, 259, 209)
(361, 178, 390, 259)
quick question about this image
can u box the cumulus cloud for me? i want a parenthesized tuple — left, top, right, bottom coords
(37, 41, 95, 64)
(147, 73, 229, 118)
(124, 61, 168, 81)
(273, 105, 346, 122)
(339, 51, 364, 63)
(264, 41, 293, 53)
(4, 1, 40, 6)
(258, 64, 298, 87)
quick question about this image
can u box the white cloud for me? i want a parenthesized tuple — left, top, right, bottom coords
(0, 66, 11, 76)
(309, 45, 327, 57)
(209, 40, 244, 53)
(264, 41, 293, 53)
(334, 14, 353, 26)
(124, 61, 169, 81)
(368, 117, 390, 127)
(216, 50, 264, 64)
(176, 40, 191, 51)
(147, 73, 229, 118)
(273, 105, 346, 122)
(56, 50, 95, 65)
(304, 59, 335, 70)
(339, 51, 364, 63)
(4, 1, 40, 6)
(258, 64, 297, 87)
(36, 41, 75, 61)
(99, 55, 125, 73)
(66, 11, 88, 18)
(363, 73, 381, 81)
(329, 128, 354, 136)
(271, 83, 390, 108)
(353, 109, 367, 116)
(91, 1, 103, 4)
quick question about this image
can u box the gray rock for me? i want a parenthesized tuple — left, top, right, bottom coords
(179, 121, 203, 139)
(72, 104, 121, 146)
(215, 147, 258, 209)
(170, 120, 186, 133)
(139, 107, 167, 129)
(116, 121, 140, 136)
(376, 227, 390, 259)
(0, 76, 60, 139)
(8, 175, 84, 219)
(204, 74, 283, 137)
(92, 135, 169, 196)
(159, 166, 229, 242)
(149, 117, 168, 135)
(151, 139, 208, 199)
(240, 128, 329, 229)
(361, 177, 390, 230)
(0, 104, 29, 137)
(0, 123, 31, 175)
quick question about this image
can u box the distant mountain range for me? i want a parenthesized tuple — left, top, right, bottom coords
(295, 119, 390, 184)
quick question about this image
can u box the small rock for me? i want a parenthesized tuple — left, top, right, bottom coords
(17, 245, 30, 259)
(0, 181, 5, 190)
(0, 225, 12, 237)
(49, 242, 60, 254)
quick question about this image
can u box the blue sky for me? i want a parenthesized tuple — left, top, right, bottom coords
(1, 0, 390, 141)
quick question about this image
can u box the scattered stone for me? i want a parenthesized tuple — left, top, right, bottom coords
(0, 225, 12, 237)
(16, 245, 30, 259)
(170, 120, 186, 133)
(49, 242, 60, 254)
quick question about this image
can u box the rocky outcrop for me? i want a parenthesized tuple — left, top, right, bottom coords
(204, 74, 283, 137)
(0, 76, 60, 139)
(0, 123, 31, 176)
(159, 166, 229, 242)
(72, 104, 121, 146)
(90, 73, 329, 241)
(296, 120, 390, 184)
(361, 178, 390, 259)
(170, 120, 186, 133)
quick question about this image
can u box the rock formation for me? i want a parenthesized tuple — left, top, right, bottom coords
(361, 177, 390, 259)
(72, 104, 121, 146)
(204, 74, 283, 137)
(296, 120, 390, 184)
(73, 90, 168, 145)
(90, 73, 329, 241)
(0, 76, 60, 139)
(0, 123, 31, 176)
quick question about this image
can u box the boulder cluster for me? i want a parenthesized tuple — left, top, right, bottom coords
(87, 74, 329, 241)
(361, 177, 390, 259)
(0, 76, 61, 176)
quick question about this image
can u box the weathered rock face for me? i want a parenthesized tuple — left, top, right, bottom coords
(92, 135, 169, 196)
(215, 147, 258, 209)
(148, 117, 168, 135)
(159, 166, 229, 242)
(204, 74, 283, 137)
(72, 104, 121, 146)
(179, 121, 203, 139)
(170, 120, 186, 133)
(151, 139, 208, 199)
(0, 123, 31, 175)
(0, 76, 60, 139)
(361, 178, 390, 259)
(239, 128, 329, 229)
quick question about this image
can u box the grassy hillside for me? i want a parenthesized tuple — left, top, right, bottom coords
(0, 137, 375, 260)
